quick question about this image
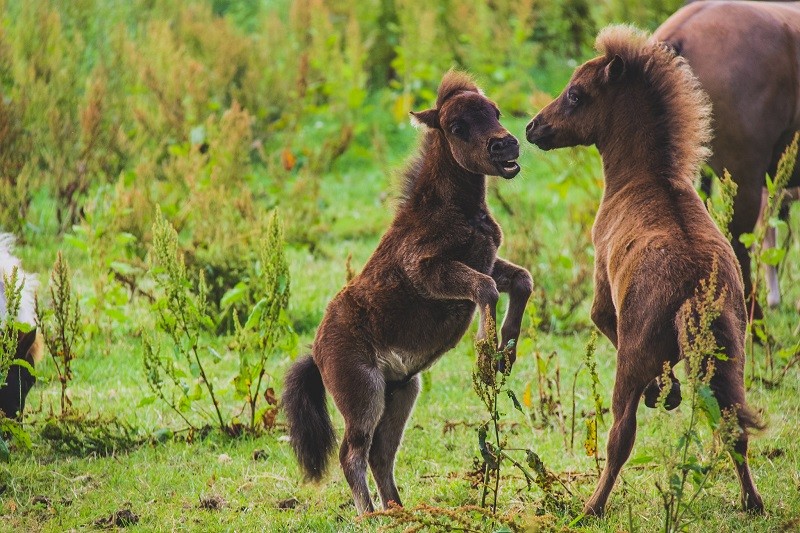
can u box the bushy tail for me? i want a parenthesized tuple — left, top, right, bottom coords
(282, 355, 336, 481)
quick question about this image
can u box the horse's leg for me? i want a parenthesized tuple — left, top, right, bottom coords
(325, 360, 385, 514)
(708, 354, 764, 513)
(368, 375, 421, 508)
(584, 348, 652, 517)
(408, 258, 499, 340)
(490, 257, 532, 367)
(726, 159, 770, 320)
(756, 188, 782, 308)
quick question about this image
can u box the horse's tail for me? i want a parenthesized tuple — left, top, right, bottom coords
(282, 354, 336, 481)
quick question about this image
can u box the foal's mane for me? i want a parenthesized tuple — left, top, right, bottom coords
(399, 70, 482, 205)
(596, 25, 712, 181)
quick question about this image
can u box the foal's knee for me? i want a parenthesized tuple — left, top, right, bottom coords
(513, 270, 533, 300)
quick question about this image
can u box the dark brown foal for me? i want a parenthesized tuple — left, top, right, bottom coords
(283, 70, 532, 514)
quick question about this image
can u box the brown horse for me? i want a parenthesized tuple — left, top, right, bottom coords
(0, 234, 43, 420)
(654, 1, 800, 316)
(526, 26, 763, 517)
(282, 71, 532, 514)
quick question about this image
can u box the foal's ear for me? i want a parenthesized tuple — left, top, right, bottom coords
(605, 54, 625, 83)
(410, 109, 440, 130)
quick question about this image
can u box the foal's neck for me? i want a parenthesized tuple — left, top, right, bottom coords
(406, 131, 486, 213)
(598, 121, 688, 200)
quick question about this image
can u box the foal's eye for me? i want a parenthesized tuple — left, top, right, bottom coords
(450, 122, 467, 137)
(567, 91, 580, 105)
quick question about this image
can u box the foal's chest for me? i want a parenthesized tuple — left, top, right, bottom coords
(465, 210, 502, 268)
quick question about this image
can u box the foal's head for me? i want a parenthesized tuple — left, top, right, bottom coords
(526, 25, 711, 174)
(411, 71, 520, 179)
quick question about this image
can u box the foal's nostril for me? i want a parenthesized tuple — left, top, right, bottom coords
(526, 120, 536, 134)
(490, 135, 517, 153)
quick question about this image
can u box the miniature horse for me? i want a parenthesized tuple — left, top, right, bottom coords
(654, 1, 800, 316)
(527, 26, 763, 516)
(0, 234, 43, 420)
(283, 71, 532, 514)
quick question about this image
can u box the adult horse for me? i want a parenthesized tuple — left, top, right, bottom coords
(654, 1, 800, 316)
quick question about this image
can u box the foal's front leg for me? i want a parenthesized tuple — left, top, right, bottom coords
(490, 257, 533, 367)
(408, 258, 500, 339)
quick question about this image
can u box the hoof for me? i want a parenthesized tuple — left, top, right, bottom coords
(743, 494, 765, 515)
(581, 503, 604, 518)
(643, 378, 682, 410)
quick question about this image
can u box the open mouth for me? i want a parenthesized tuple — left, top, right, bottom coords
(495, 159, 520, 178)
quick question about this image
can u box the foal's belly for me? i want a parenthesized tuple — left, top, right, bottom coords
(377, 299, 476, 381)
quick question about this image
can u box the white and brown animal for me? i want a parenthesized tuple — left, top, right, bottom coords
(0, 234, 43, 419)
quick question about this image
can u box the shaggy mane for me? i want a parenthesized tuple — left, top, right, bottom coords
(596, 25, 712, 181)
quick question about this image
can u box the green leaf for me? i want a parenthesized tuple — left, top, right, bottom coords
(220, 282, 248, 309)
(0, 435, 8, 463)
(10, 358, 36, 376)
(761, 247, 786, 266)
(63, 233, 88, 252)
(110, 261, 137, 276)
(698, 385, 721, 428)
(244, 299, 267, 330)
(506, 389, 524, 414)
(137, 395, 157, 407)
(628, 454, 654, 466)
(738, 233, 756, 248)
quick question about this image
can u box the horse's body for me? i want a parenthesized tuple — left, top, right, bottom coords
(283, 71, 532, 514)
(654, 1, 800, 313)
(0, 234, 42, 419)
(527, 26, 763, 517)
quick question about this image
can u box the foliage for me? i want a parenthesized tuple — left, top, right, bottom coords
(230, 211, 298, 432)
(143, 208, 228, 433)
(706, 170, 737, 241)
(738, 133, 799, 381)
(472, 313, 570, 515)
(35, 251, 82, 418)
(40, 413, 143, 457)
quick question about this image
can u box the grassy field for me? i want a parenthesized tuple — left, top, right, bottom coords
(1, 1, 800, 532)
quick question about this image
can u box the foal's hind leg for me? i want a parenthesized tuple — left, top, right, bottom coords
(709, 361, 764, 513)
(584, 350, 654, 517)
(369, 375, 421, 508)
(325, 361, 385, 514)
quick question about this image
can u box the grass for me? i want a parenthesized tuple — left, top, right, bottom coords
(2, 112, 799, 532)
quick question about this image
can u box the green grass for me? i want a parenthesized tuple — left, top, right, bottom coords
(3, 112, 800, 532)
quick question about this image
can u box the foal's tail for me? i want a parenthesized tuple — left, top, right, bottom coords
(282, 354, 336, 481)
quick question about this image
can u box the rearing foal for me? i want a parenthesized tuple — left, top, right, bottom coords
(283, 71, 532, 515)
(527, 26, 763, 517)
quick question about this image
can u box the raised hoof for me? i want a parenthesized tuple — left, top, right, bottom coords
(643, 378, 682, 410)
